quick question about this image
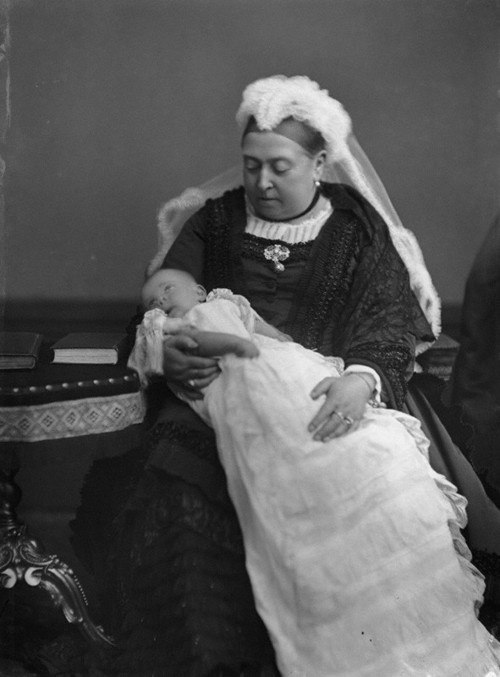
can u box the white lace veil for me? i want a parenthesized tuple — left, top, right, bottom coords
(148, 75, 440, 348)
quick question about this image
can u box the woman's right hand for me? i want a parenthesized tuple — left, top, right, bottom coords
(163, 334, 220, 400)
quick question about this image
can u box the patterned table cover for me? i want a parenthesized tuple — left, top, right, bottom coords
(0, 362, 146, 442)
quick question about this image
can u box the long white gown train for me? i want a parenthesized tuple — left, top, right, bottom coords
(132, 297, 500, 676)
(190, 311, 500, 676)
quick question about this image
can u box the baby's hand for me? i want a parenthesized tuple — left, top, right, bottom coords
(232, 339, 259, 359)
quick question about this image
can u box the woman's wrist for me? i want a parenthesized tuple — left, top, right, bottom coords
(343, 371, 375, 399)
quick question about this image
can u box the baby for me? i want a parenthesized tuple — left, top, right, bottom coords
(128, 267, 292, 387)
(126, 269, 492, 677)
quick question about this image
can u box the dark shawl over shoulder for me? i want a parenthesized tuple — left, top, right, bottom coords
(164, 184, 435, 409)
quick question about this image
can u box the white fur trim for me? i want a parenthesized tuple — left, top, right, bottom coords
(147, 188, 206, 277)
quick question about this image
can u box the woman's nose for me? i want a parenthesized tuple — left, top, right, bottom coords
(257, 168, 273, 191)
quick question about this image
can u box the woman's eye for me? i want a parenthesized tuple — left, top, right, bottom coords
(244, 162, 260, 172)
(273, 162, 290, 175)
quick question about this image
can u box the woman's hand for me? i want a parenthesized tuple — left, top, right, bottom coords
(163, 334, 220, 400)
(308, 374, 373, 441)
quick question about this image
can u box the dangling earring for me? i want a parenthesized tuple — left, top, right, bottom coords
(314, 179, 321, 188)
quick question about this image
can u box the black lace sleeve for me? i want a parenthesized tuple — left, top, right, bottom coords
(342, 240, 425, 408)
(345, 338, 414, 410)
(326, 184, 435, 410)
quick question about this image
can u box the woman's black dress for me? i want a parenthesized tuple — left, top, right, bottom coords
(72, 186, 500, 675)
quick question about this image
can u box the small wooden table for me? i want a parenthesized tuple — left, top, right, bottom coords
(0, 349, 146, 647)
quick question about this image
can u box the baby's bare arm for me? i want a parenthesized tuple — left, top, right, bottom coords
(181, 327, 259, 359)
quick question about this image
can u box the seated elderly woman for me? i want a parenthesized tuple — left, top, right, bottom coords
(74, 76, 500, 676)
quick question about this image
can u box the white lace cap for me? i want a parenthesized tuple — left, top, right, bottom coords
(149, 75, 441, 347)
(236, 75, 352, 162)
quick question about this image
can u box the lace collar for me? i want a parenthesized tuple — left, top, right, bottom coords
(245, 196, 333, 244)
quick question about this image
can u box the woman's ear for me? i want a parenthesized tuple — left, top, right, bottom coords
(314, 150, 327, 181)
(196, 284, 207, 302)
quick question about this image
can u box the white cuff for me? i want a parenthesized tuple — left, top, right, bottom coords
(344, 365, 382, 404)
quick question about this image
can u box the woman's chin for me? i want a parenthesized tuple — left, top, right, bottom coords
(254, 200, 284, 220)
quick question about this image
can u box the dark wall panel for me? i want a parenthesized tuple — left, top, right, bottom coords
(4, 0, 499, 319)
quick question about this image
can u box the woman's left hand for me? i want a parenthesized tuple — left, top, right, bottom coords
(308, 375, 371, 441)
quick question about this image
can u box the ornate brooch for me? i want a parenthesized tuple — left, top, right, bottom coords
(263, 243, 290, 272)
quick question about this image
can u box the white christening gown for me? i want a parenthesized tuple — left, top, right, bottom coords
(132, 292, 500, 677)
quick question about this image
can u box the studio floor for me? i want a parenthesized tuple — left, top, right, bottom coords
(1, 585, 500, 676)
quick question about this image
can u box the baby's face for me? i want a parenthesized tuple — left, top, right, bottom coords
(142, 269, 203, 318)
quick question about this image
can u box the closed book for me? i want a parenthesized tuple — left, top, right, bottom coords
(51, 332, 128, 364)
(0, 331, 43, 370)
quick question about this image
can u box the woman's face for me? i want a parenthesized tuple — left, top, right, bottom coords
(242, 131, 325, 221)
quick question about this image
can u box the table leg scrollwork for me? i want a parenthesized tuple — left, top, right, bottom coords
(0, 469, 115, 647)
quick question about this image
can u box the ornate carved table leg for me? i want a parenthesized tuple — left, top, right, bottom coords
(0, 468, 115, 647)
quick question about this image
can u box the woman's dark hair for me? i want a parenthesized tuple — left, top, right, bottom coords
(242, 115, 326, 156)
